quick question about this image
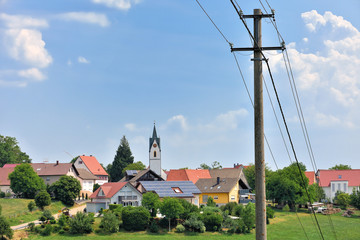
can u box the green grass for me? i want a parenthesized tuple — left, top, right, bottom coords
(0, 198, 66, 226)
(24, 209, 360, 240)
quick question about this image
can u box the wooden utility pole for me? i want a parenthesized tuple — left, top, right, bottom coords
(231, 8, 284, 240)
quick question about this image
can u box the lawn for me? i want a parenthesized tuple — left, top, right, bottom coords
(24, 210, 360, 240)
(0, 198, 66, 226)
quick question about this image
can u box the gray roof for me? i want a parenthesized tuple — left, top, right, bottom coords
(209, 168, 250, 189)
(76, 168, 99, 180)
(119, 169, 164, 183)
(32, 163, 73, 176)
(140, 181, 201, 198)
(195, 178, 239, 193)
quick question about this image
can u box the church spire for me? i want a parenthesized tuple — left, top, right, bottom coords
(149, 123, 161, 151)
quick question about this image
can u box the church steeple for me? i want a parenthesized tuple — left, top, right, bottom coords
(149, 123, 161, 177)
(149, 124, 161, 152)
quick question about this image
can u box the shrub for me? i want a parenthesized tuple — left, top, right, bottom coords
(41, 224, 52, 236)
(100, 212, 119, 233)
(109, 204, 119, 211)
(68, 212, 93, 234)
(28, 201, 36, 212)
(53, 225, 61, 233)
(184, 214, 205, 232)
(335, 192, 351, 208)
(88, 212, 95, 224)
(35, 190, 51, 210)
(221, 202, 238, 215)
(283, 204, 290, 212)
(4, 193, 11, 198)
(148, 220, 159, 233)
(39, 210, 54, 224)
(206, 196, 216, 207)
(175, 224, 185, 233)
(266, 206, 275, 219)
(0, 205, 1, 215)
(178, 198, 199, 220)
(122, 206, 150, 231)
(0, 192, 5, 198)
(159, 217, 170, 229)
(202, 206, 221, 214)
(34, 226, 42, 234)
(27, 222, 35, 232)
(50, 219, 56, 224)
(243, 202, 255, 231)
(58, 214, 69, 227)
(59, 229, 65, 234)
(202, 211, 223, 231)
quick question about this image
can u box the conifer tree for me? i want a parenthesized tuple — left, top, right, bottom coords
(109, 136, 134, 182)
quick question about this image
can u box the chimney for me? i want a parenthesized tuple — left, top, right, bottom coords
(56, 160, 59, 165)
(90, 155, 92, 157)
(217, 177, 220, 185)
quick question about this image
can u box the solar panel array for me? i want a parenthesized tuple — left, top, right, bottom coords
(126, 170, 138, 176)
(140, 181, 201, 198)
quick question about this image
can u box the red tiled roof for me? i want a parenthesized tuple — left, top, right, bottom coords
(3, 164, 19, 168)
(79, 155, 108, 176)
(0, 167, 15, 186)
(167, 169, 211, 184)
(317, 169, 360, 187)
(90, 182, 127, 199)
(305, 171, 316, 185)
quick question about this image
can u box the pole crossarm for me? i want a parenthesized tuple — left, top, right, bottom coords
(231, 46, 284, 52)
(242, 14, 273, 19)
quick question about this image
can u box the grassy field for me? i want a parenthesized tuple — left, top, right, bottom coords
(22, 209, 360, 240)
(0, 198, 66, 226)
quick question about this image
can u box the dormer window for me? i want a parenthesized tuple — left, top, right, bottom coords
(172, 187, 183, 193)
(338, 175, 342, 179)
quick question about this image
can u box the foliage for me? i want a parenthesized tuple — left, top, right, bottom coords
(35, 191, 51, 210)
(0, 205, 1, 215)
(100, 212, 120, 233)
(329, 164, 352, 170)
(0, 192, 4, 198)
(50, 175, 81, 206)
(243, 202, 255, 231)
(93, 183, 100, 192)
(206, 196, 216, 207)
(178, 198, 199, 220)
(108, 136, 134, 182)
(122, 161, 146, 174)
(211, 161, 222, 169)
(233, 204, 244, 217)
(68, 212, 93, 234)
(201, 211, 223, 231)
(243, 163, 273, 190)
(184, 214, 205, 232)
(27, 222, 35, 232)
(141, 192, 160, 217)
(175, 224, 185, 233)
(70, 156, 79, 164)
(122, 206, 150, 231)
(0, 215, 13, 239)
(0, 134, 31, 167)
(202, 206, 221, 214)
(58, 214, 69, 227)
(220, 202, 237, 215)
(9, 163, 45, 198)
(199, 163, 210, 169)
(41, 224, 53, 236)
(39, 209, 54, 224)
(148, 220, 159, 233)
(335, 192, 350, 208)
(350, 187, 360, 210)
(266, 162, 308, 207)
(308, 183, 325, 202)
(159, 197, 184, 231)
(28, 201, 36, 212)
(283, 204, 290, 212)
(266, 206, 275, 219)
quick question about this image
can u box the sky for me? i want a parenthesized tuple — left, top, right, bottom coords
(0, 0, 359, 172)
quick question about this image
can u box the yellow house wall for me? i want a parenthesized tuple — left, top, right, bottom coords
(228, 182, 239, 203)
(199, 183, 239, 205)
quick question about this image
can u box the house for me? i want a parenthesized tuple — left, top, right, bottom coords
(119, 169, 164, 187)
(76, 168, 99, 197)
(139, 181, 201, 206)
(305, 171, 316, 185)
(315, 169, 360, 202)
(87, 182, 142, 213)
(73, 155, 108, 185)
(32, 162, 77, 185)
(167, 169, 211, 184)
(196, 177, 240, 206)
(0, 167, 15, 194)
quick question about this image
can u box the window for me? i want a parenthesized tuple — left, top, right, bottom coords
(338, 183, 341, 191)
(79, 161, 83, 164)
(154, 151, 157, 158)
(172, 187, 182, 193)
(46, 177, 50, 181)
(213, 196, 218, 200)
(231, 195, 235, 201)
(203, 195, 208, 203)
(338, 175, 342, 179)
(332, 183, 335, 192)
(344, 183, 347, 192)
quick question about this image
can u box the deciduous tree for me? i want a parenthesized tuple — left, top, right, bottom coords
(0, 135, 31, 167)
(35, 190, 51, 210)
(329, 164, 352, 170)
(9, 163, 45, 198)
(0, 216, 13, 240)
(159, 197, 184, 231)
(51, 176, 81, 206)
(122, 161, 146, 174)
(141, 192, 160, 217)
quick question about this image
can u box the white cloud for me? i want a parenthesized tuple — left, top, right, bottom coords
(92, 0, 141, 11)
(78, 56, 90, 64)
(125, 123, 137, 131)
(67, 60, 72, 66)
(303, 38, 308, 43)
(166, 115, 188, 131)
(0, 13, 48, 29)
(315, 113, 341, 127)
(58, 12, 110, 27)
(5, 29, 52, 68)
(18, 68, 46, 81)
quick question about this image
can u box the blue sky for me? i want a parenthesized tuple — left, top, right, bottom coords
(0, 0, 359, 172)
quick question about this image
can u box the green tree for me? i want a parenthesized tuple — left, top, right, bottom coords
(0, 135, 31, 167)
(178, 198, 199, 220)
(202, 211, 223, 231)
(199, 163, 210, 169)
(0, 216, 13, 239)
(350, 187, 360, 210)
(93, 183, 100, 192)
(9, 163, 45, 198)
(70, 156, 79, 164)
(335, 192, 350, 208)
(243, 202, 255, 231)
(68, 212, 93, 234)
(122, 206, 150, 231)
(28, 201, 36, 212)
(308, 183, 325, 202)
(109, 136, 134, 182)
(35, 190, 51, 210)
(211, 161, 222, 169)
(243, 163, 273, 190)
(122, 161, 146, 174)
(100, 212, 119, 233)
(206, 196, 216, 207)
(141, 192, 160, 217)
(51, 176, 81, 206)
(329, 164, 352, 170)
(159, 197, 184, 231)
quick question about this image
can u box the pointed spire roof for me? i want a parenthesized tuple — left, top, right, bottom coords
(149, 123, 161, 151)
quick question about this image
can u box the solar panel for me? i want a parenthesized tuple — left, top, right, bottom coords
(140, 181, 201, 198)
